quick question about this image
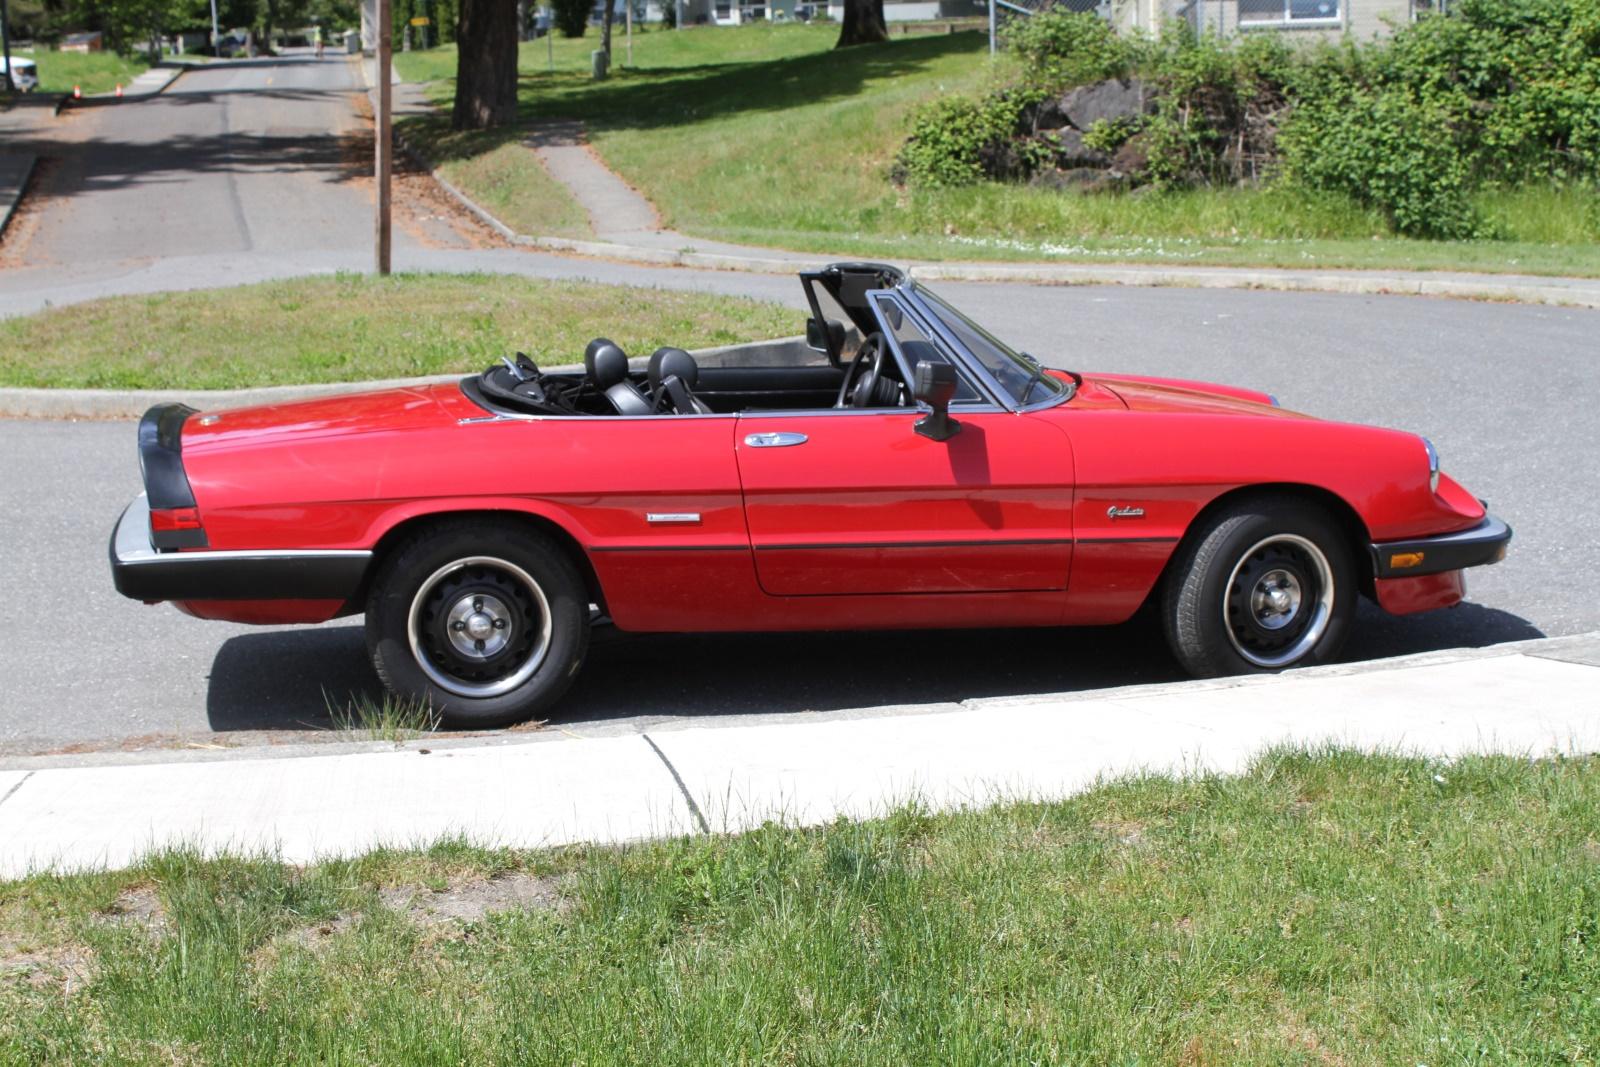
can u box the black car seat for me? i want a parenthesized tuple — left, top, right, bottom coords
(647, 347, 714, 415)
(584, 338, 651, 416)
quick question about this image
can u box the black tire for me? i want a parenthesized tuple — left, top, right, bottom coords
(364, 519, 590, 728)
(1161, 497, 1356, 678)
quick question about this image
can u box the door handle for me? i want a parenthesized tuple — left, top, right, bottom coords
(743, 432, 808, 448)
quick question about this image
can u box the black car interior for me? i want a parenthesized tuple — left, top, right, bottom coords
(462, 265, 920, 419)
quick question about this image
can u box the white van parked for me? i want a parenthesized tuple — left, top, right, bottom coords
(1, 57, 40, 92)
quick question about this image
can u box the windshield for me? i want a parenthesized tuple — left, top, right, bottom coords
(916, 286, 1067, 407)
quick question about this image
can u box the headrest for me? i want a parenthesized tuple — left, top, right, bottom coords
(647, 347, 699, 393)
(584, 338, 629, 389)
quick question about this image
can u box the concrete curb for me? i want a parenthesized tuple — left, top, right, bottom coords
(4, 631, 1595, 773)
(2, 631, 1596, 875)
(0, 337, 813, 419)
(0, 153, 37, 243)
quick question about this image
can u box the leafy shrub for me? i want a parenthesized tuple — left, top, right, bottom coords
(1279, 86, 1483, 238)
(1081, 117, 1138, 155)
(1001, 11, 1137, 91)
(895, 88, 1051, 187)
(899, 0, 1599, 237)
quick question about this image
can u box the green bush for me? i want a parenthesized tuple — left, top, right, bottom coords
(1001, 11, 1136, 90)
(899, 0, 1598, 238)
(895, 88, 1050, 187)
(1280, 86, 1483, 238)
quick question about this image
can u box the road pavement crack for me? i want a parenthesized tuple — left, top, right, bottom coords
(0, 771, 34, 811)
(640, 733, 709, 835)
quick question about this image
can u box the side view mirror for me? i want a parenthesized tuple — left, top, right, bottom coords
(913, 361, 961, 442)
(805, 317, 845, 355)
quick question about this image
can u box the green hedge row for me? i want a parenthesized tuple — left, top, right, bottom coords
(897, 0, 1600, 239)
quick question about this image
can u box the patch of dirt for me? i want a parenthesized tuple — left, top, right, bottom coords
(0, 156, 59, 267)
(0, 934, 98, 992)
(340, 93, 512, 253)
(98, 885, 168, 934)
(381, 872, 567, 925)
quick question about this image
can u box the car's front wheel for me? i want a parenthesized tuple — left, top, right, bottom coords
(365, 520, 590, 728)
(1161, 498, 1356, 678)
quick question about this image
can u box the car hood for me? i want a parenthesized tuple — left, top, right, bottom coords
(1084, 373, 1307, 418)
(181, 382, 476, 454)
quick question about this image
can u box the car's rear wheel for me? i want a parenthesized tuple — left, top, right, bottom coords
(1162, 498, 1356, 678)
(365, 520, 589, 728)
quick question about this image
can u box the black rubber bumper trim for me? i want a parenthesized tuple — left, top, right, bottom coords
(111, 551, 370, 602)
(137, 402, 208, 549)
(1370, 514, 1512, 579)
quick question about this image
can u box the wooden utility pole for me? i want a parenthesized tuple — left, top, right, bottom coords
(375, 0, 393, 274)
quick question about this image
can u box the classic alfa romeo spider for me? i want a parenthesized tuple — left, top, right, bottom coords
(110, 263, 1511, 726)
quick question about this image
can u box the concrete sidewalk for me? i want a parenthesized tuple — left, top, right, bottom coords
(1, 634, 1595, 879)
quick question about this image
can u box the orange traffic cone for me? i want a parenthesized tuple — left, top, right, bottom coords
(72, 85, 82, 99)
(115, 84, 123, 97)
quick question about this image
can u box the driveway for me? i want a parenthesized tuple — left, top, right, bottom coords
(1, 282, 1590, 755)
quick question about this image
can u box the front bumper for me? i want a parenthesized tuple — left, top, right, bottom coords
(109, 493, 372, 603)
(1369, 514, 1512, 580)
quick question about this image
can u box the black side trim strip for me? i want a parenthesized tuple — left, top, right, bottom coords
(1076, 536, 1181, 545)
(588, 536, 1176, 554)
(1370, 514, 1512, 579)
(589, 544, 749, 553)
(756, 538, 1074, 551)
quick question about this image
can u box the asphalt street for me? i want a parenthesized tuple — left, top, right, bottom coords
(1, 282, 1589, 753)
(20, 54, 380, 269)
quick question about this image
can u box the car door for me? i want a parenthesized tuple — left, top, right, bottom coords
(734, 294, 1075, 597)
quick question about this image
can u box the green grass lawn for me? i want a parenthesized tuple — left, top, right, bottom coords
(22, 50, 152, 96)
(396, 27, 1600, 276)
(3, 749, 1597, 1063)
(0, 273, 797, 389)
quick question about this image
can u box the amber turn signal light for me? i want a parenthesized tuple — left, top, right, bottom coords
(1389, 551, 1426, 570)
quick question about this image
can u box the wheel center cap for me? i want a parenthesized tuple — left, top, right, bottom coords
(1251, 569, 1302, 631)
(445, 593, 513, 659)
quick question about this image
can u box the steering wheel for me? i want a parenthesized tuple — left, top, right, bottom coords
(835, 332, 890, 409)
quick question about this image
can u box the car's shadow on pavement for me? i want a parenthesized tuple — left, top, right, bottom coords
(204, 601, 1545, 735)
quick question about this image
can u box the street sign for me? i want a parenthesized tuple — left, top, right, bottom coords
(409, 16, 429, 24)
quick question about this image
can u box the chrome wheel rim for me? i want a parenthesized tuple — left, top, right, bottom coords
(407, 556, 552, 698)
(1222, 534, 1334, 669)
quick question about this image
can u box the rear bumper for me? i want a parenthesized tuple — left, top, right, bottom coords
(1369, 514, 1511, 580)
(109, 493, 371, 603)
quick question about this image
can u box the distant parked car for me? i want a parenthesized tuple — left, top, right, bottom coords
(108, 262, 1512, 727)
(1, 57, 39, 92)
(216, 33, 250, 57)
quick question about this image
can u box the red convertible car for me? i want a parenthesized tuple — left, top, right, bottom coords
(111, 263, 1511, 726)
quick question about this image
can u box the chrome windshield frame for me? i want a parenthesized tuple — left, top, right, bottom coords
(895, 276, 1070, 415)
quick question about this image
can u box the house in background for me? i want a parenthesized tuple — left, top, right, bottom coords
(1103, 0, 1439, 38)
(648, 0, 981, 25)
(60, 31, 105, 52)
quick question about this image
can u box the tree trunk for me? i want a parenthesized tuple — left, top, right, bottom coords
(835, 0, 887, 46)
(452, 0, 519, 129)
(601, 0, 613, 59)
(517, 0, 529, 40)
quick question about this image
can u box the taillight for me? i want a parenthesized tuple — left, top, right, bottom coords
(149, 506, 207, 549)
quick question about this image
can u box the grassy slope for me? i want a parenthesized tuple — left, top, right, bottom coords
(26, 51, 152, 96)
(3, 750, 1597, 1063)
(0, 273, 796, 389)
(400, 27, 1600, 276)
